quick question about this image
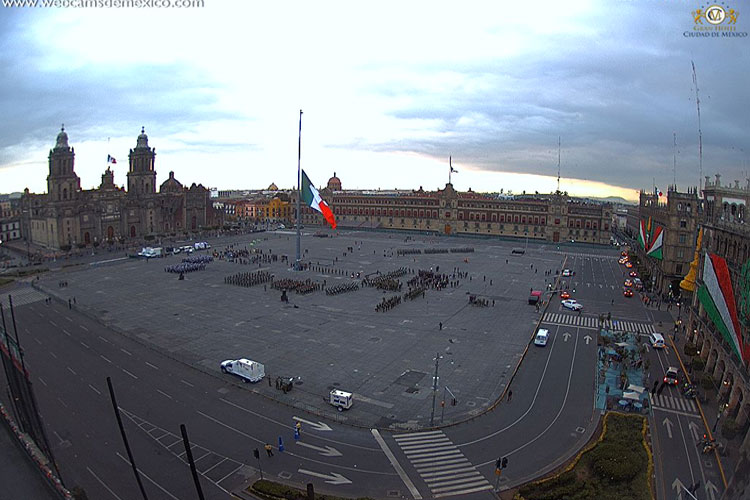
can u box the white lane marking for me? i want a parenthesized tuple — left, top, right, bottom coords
(120, 348, 132, 356)
(65, 316, 73, 323)
(58, 397, 68, 408)
(49, 320, 58, 327)
(216, 463, 244, 484)
(122, 368, 138, 380)
(80, 341, 90, 349)
(89, 384, 101, 395)
(67, 366, 77, 376)
(49, 352, 58, 359)
(34, 338, 42, 345)
(98, 336, 110, 344)
(180, 379, 194, 387)
(100, 355, 112, 364)
(80, 325, 89, 332)
(145, 361, 159, 370)
(63, 329, 71, 337)
(115, 452, 181, 500)
(87, 466, 125, 500)
(156, 389, 173, 400)
(371, 429, 422, 499)
(38, 377, 48, 387)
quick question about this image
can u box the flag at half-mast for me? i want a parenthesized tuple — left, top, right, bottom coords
(107, 154, 117, 164)
(301, 170, 336, 229)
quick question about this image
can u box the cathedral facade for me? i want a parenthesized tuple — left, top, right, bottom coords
(21, 127, 215, 250)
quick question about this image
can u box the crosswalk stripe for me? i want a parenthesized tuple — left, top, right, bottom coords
(432, 479, 493, 494)
(393, 430, 492, 498)
(426, 472, 483, 487)
(400, 439, 452, 450)
(408, 449, 462, 460)
(416, 459, 470, 473)
(420, 466, 478, 478)
(428, 474, 486, 489)
(0, 287, 47, 308)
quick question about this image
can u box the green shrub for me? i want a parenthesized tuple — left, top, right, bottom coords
(589, 443, 641, 481)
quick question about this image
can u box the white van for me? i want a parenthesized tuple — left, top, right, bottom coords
(649, 333, 665, 349)
(534, 329, 550, 346)
(220, 358, 265, 383)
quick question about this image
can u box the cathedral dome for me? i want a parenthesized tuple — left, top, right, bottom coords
(136, 126, 149, 149)
(55, 125, 69, 149)
(327, 172, 341, 191)
(159, 171, 183, 193)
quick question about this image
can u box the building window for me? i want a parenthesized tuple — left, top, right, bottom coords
(680, 220, 687, 228)
(676, 264, 683, 275)
(679, 233, 686, 244)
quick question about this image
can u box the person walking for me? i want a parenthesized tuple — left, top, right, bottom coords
(295, 421, 302, 435)
(439, 322, 443, 331)
(264, 443, 274, 457)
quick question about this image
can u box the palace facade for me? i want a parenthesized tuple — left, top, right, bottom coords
(21, 127, 216, 250)
(297, 174, 613, 244)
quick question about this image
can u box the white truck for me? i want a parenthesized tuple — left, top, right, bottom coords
(220, 358, 265, 383)
(138, 247, 163, 258)
(329, 389, 353, 411)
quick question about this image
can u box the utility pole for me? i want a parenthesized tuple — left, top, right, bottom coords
(430, 353, 442, 426)
(295, 109, 303, 271)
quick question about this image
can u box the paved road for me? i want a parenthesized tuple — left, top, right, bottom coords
(0, 232, 643, 499)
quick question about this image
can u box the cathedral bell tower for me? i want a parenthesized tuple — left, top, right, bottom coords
(47, 125, 81, 202)
(127, 127, 157, 196)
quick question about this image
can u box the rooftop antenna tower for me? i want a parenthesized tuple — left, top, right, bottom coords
(557, 136, 561, 194)
(691, 61, 703, 192)
(673, 132, 677, 188)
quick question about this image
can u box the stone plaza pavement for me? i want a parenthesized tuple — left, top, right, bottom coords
(35, 230, 609, 430)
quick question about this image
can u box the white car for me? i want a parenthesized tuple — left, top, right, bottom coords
(561, 299, 583, 311)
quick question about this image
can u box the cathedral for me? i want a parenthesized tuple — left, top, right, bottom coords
(21, 127, 215, 250)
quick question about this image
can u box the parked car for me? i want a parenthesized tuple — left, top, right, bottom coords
(561, 299, 583, 311)
(534, 329, 550, 346)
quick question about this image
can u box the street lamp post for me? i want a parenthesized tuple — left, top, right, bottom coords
(430, 353, 442, 427)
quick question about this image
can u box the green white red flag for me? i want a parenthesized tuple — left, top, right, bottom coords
(301, 170, 336, 229)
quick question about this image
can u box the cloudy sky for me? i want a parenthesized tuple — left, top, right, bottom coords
(1, 0, 748, 201)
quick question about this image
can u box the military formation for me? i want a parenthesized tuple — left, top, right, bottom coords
(224, 270, 273, 287)
(325, 282, 359, 296)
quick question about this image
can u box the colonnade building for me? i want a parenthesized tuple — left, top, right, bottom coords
(297, 174, 613, 245)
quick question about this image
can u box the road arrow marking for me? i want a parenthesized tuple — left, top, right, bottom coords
(672, 478, 686, 499)
(296, 441, 342, 457)
(298, 469, 351, 485)
(688, 421, 701, 443)
(584, 335, 592, 345)
(293, 416, 332, 432)
(662, 417, 673, 439)
(563, 332, 571, 342)
(705, 480, 718, 500)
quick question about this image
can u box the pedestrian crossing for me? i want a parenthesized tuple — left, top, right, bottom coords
(121, 408, 247, 492)
(393, 430, 493, 498)
(650, 392, 698, 414)
(541, 313, 656, 334)
(0, 286, 47, 309)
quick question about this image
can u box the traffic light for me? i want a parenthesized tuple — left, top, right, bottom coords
(502, 457, 508, 469)
(253, 448, 260, 459)
(495, 457, 502, 469)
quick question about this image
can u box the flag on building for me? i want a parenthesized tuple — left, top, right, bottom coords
(638, 217, 664, 260)
(107, 154, 117, 164)
(450, 156, 458, 173)
(697, 253, 748, 362)
(301, 170, 336, 229)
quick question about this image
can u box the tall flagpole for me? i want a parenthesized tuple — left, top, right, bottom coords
(449, 156, 452, 184)
(295, 110, 303, 271)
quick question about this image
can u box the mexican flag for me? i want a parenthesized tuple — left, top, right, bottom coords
(301, 170, 336, 229)
(697, 253, 747, 362)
